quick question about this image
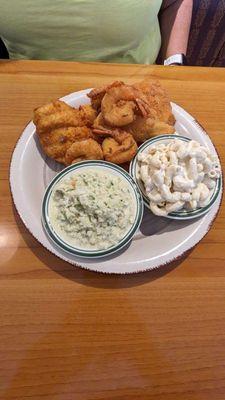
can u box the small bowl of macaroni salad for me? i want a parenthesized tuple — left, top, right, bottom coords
(129, 135, 222, 220)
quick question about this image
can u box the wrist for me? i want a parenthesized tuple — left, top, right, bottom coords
(164, 54, 188, 66)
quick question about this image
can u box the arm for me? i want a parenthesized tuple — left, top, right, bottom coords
(158, 0, 193, 62)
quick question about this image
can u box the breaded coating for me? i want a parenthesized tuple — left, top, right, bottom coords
(64, 138, 103, 165)
(38, 126, 93, 164)
(34, 101, 97, 134)
(34, 100, 97, 164)
(134, 80, 175, 126)
(34, 79, 175, 166)
(93, 128, 137, 164)
(91, 79, 175, 143)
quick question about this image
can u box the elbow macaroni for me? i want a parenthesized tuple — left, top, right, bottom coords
(138, 139, 221, 216)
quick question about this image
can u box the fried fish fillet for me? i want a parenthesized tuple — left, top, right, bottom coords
(34, 100, 97, 164)
(133, 80, 175, 126)
(34, 100, 97, 134)
(119, 80, 175, 143)
(125, 115, 175, 143)
(38, 126, 94, 164)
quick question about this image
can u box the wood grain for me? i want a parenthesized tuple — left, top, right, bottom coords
(0, 60, 225, 400)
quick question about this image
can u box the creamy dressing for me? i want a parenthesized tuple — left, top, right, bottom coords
(49, 169, 136, 250)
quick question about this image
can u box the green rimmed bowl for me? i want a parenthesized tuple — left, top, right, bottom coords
(129, 135, 222, 220)
(42, 160, 144, 258)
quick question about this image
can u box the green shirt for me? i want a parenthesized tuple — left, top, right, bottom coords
(0, 0, 162, 64)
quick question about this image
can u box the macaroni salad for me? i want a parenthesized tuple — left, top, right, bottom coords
(138, 139, 221, 216)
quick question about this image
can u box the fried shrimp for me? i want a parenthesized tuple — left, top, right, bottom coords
(87, 81, 123, 111)
(64, 138, 103, 165)
(117, 80, 175, 141)
(101, 82, 150, 127)
(93, 128, 137, 164)
(125, 116, 155, 143)
(89, 81, 151, 127)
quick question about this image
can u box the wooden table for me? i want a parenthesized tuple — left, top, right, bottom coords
(0, 60, 225, 400)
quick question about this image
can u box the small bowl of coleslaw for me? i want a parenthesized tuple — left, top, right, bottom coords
(42, 160, 144, 258)
(129, 134, 222, 220)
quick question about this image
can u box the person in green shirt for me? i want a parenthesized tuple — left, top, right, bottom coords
(0, 0, 192, 65)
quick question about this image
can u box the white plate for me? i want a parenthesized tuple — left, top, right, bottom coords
(10, 89, 223, 274)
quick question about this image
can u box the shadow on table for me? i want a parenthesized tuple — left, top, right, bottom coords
(13, 206, 192, 289)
